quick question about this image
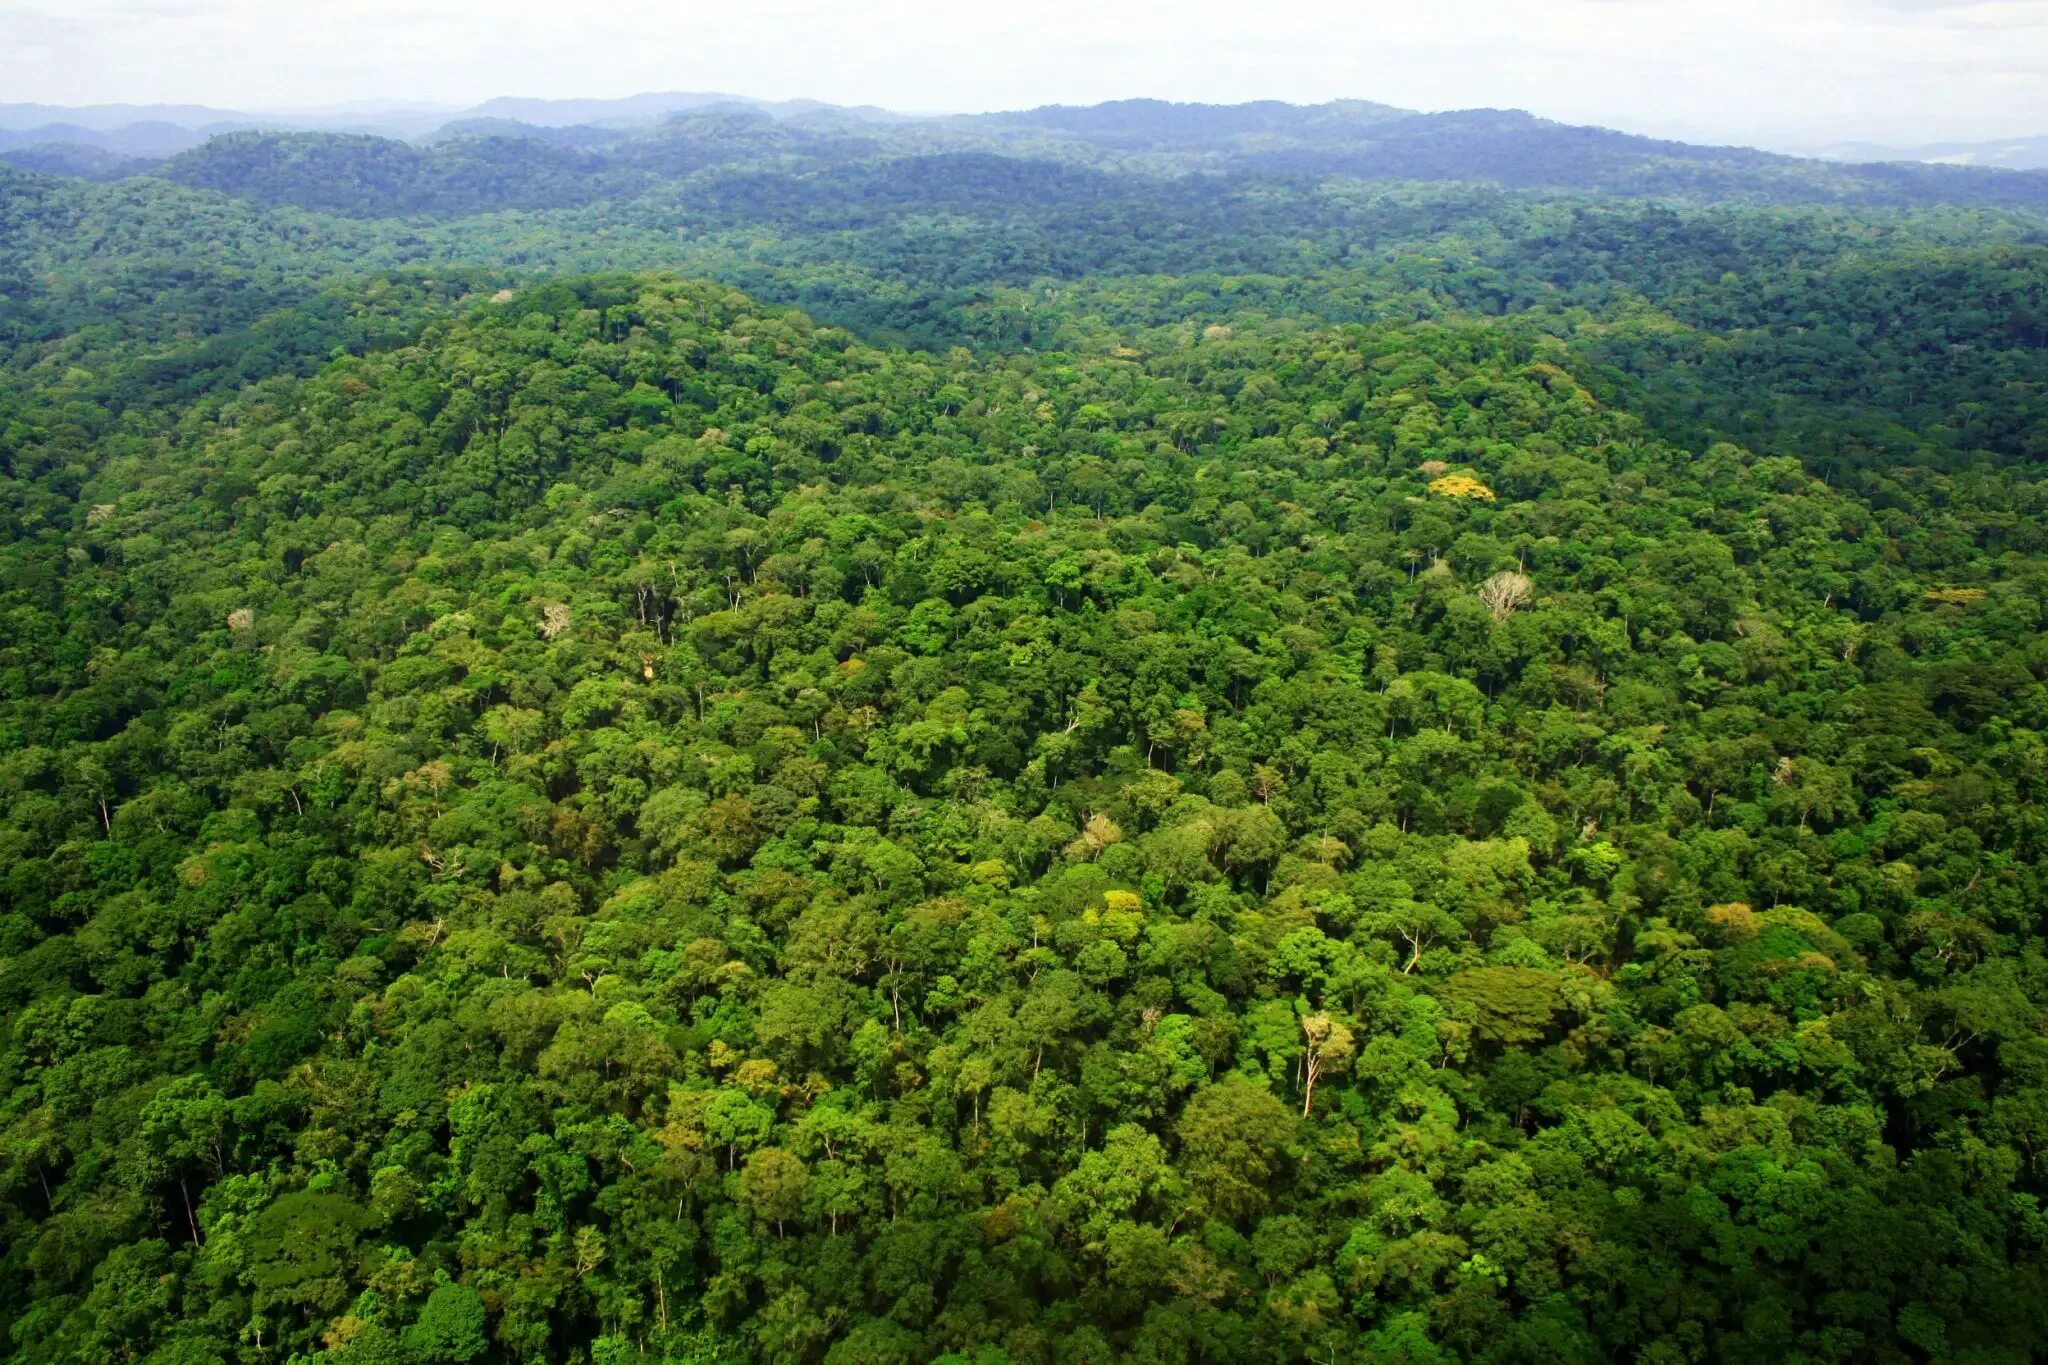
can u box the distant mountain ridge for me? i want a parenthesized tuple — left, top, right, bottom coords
(0, 91, 905, 164)
(8, 94, 2048, 215)
(1808, 134, 2048, 172)
(971, 97, 1415, 147)
(460, 91, 909, 127)
(0, 120, 232, 157)
(0, 101, 251, 131)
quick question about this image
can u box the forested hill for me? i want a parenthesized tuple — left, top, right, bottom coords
(146, 111, 2048, 215)
(3, 269, 2047, 1362)
(153, 131, 633, 216)
(12, 97, 2048, 213)
(6, 74, 2048, 1365)
(6, 154, 2045, 470)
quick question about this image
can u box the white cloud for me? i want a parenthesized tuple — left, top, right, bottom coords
(0, 0, 2042, 144)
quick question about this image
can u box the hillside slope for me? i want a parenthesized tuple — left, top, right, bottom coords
(2, 274, 2045, 1362)
(157, 130, 641, 216)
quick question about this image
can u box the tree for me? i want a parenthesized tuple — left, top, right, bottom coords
(1440, 968, 1561, 1047)
(240, 1192, 374, 1330)
(1300, 1012, 1356, 1117)
(1175, 1077, 1295, 1222)
(740, 1147, 810, 1236)
(1475, 570, 1533, 623)
(401, 1283, 489, 1363)
(122, 1076, 229, 1246)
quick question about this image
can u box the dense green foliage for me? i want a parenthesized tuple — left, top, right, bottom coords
(0, 144, 155, 183)
(157, 131, 631, 217)
(4, 97, 2048, 1365)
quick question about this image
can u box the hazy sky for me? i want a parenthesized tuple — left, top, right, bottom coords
(5, 0, 2047, 146)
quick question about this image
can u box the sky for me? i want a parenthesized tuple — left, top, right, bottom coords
(4, 0, 2048, 147)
